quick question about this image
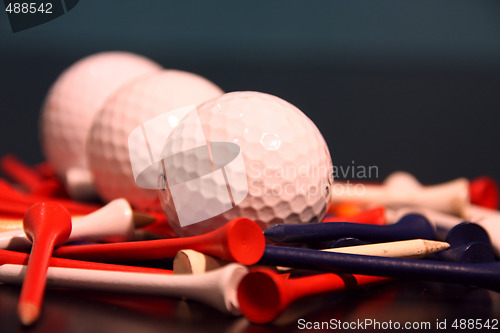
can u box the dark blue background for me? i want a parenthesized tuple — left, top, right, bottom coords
(1, 0, 500, 184)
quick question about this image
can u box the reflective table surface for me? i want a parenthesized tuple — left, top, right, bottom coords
(1, 278, 499, 333)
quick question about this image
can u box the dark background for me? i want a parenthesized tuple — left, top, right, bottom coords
(1, 0, 500, 183)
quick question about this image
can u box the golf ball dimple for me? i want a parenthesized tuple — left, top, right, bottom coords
(159, 91, 333, 236)
(86, 70, 224, 210)
(40, 52, 162, 178)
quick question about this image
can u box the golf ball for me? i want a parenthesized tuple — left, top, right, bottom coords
(40, 51, 162, 178)
(159, 91, 333, 236)
(87, 70, 224, 210)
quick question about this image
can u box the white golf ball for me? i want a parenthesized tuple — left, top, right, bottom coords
(159, 91, 333, 236)
(87, 70, 224, 210)
(40, 51, 162, 178)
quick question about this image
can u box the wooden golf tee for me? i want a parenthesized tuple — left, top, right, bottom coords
(322, 206, 387, 225)
(0, 194, 100, 216)
(0, 198, 141, 250)
(330, 172, 470, 217)
(18, 202, 72, 326)
(1, 263, 247, 315)
(323, 239, 450, 258)
(273, 239, 449, 272)
(469, 176, 499, 209)
(387, 206, 500, 256)
(0, 198, 154, 234)
(237, 267, 390, 323)
(64, 167, 98, 201)
(175, 240, 450, 274)
(259, 245, 500, 292)
(174, 249, 228, 274)
(435, 222, 495, 263)
(0, 154, 63, 196)
(0, 177, 100, 216)
(53, 218, 265, 265)
(0, 248, 171, 274)
(263, 213, 436, 243)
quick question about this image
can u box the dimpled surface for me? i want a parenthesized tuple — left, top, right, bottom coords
(40, 52, 162, 177)
(159, 91, 333, 236)
(87, 70, 224, 210)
